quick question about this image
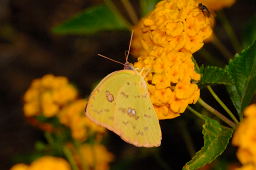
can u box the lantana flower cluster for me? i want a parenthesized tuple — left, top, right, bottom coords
(58, 99, 105, 140)
(69, 143, 114, 170)
(132, 0, 213, 119)
(23, 74, 105, 141)
(19, 75, 113, 170)
(24, 74, 77, 117)
(10, 156, 71, 170)
(232, 104, 256, 169)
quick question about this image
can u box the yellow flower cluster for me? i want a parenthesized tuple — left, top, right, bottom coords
(58, 99, 105, 140)
(24, 74, 77, 117)
(10, 156, 70, 170)
(72, 143, 114, 170)
(199, 0, 236, 11)
(232, 104, 256, 169)
(132, 0, 212, 119)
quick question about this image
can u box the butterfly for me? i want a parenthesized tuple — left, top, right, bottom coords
(85, 32, 162, 147)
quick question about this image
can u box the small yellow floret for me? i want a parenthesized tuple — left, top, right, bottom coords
(10, 164, 29, 170)
(10, 156, 71, 170)
(58, 99, 105, 141)
(29, 156, 71, 170)
(79, 144, 114, 170)
(233, 104, 256, 167)
(235, 164, 256, 170)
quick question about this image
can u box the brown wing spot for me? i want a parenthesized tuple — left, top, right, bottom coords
(118, 107, 126, 113)
(132, 125, 136, 129)
(126, 82, 130, 85)
(120, 91, 129, 98)
(93, 109, 103, 114)
(105, 90, 114, 102)
(104, 109, 110, 112)
(122, 121, 129, 125)
(144, 127, 149, 131)
(142, 93, 148, 98)
(136, 130, 144, 136)
(108, 116, 114, 120)
(144, 114, 151, 118)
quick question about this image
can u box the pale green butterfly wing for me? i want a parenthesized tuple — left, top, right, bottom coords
(86, 70, 130, 132)
(114, 70, 161, 147)
(86, 70, 161, 147)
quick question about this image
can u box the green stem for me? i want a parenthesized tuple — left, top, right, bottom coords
(217, 11, 241, 52)
(44, 132, 54, 146)
(187, 106, 204, 120)
(211, 34, 233, 60)
(121, 0, 139, 25)
(104, 0, 132, 29)
(198, 98, 236, 128)
(63, 146, 79, 170)
(207, 86, 239, 124)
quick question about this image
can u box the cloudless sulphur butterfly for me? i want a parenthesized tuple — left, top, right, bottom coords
(85, 33, 161, 147)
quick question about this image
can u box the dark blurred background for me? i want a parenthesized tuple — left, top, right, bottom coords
(0, 0, 255, 169)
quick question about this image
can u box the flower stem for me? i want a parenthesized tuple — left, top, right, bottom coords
(211, 34, 233, 60)
(63, 146, 79, 170)
(198, 98, 236, 128)
(187, 106, 204, 120)
(121, 0, 139, 25)
(105, 0, 132, 28)
(217, 11, 241, 52)
(207, 86, 239, 124)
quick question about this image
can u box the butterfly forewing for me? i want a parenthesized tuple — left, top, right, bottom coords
(86, 71, 132, 132)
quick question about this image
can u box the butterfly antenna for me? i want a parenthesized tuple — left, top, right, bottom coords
(97, 54, 125, 66)
(125, 31, 134, 63)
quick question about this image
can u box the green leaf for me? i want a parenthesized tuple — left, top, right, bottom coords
(52, 4, 129, 35)
(242, 15, 256, 48)
(200, 66, 232, 85)
(139, 0, 160, 16)
(225, 41, 256, 118)
(183, 116, 233, 170)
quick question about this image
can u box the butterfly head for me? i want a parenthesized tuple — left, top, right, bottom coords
(124, 62, 134, 70)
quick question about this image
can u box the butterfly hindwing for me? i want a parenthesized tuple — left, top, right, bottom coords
(114, 71, 161, 147)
